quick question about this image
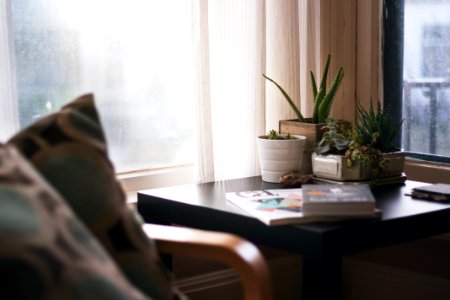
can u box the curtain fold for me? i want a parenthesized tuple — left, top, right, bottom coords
(0, 0, 19, 142)
(194, 0, 266, 182)
(265, 0, 301, 131)
(193, 0, 215, 183)
(193, 0, 322, 183)
(298, 0, 321, 118)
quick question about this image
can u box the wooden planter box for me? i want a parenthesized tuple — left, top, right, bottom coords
(279, 118, 327, 175)
(312, 152, 405, 181)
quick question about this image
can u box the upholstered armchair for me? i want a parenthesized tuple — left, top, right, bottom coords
(2, 94, 273, 300)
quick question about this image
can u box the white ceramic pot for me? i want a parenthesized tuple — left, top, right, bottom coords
(257, 134, 307, 183)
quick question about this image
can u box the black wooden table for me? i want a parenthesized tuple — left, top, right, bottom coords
(137, 177, 450, 300)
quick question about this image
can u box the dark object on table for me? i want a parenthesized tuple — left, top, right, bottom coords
(411, 183, 450, 202)
(279, 172, 314, 187)
(302, 184, 376, 217)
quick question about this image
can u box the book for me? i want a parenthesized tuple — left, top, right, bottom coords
(411, 183, 450, 202)
(301, 184, 376, 217)
(225, 188, 380, 226)
(225, 189, 304, 226)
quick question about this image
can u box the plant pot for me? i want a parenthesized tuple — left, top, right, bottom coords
(311, 151, 405, 181)
(380, 151, 406, 177)
(279, 118, 327, 175)
(257, 134, 306, 183)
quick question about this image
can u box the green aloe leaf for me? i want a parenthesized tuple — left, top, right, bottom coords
(262, 74, 304, 122)
(263, 54, 343, 124)
(312, 90, 325, 123)
(312, 55, 344, 123)
(310, 71, 318, 101)
(318, 55, 331, 97)
(317, 67, 344, 123)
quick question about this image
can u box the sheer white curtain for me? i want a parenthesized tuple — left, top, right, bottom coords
(0, 0, 19, 142)
(194, 0, 266, 182)
(194, 0, 317, 183)
(265, 0, 302, 131)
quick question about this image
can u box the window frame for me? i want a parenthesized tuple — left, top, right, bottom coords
(119, 165, 194, 203)
(383, 0, 450, 165)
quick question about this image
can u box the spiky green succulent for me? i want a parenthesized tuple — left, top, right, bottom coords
(266, 129, 294, 140)
(263, 54, 344, 124)
(354, 99, 403, 152)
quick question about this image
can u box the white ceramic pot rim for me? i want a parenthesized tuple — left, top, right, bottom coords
(257, 135, 307, 183)
(257, 134, 306, 140)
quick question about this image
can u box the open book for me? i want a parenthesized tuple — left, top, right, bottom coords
(225, 188, 381, 226)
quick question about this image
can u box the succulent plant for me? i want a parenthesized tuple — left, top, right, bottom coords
(316, 119, 353, 155)
(315, 100, 404, 182)
(266, 130, 294, 140)
(354, 99, 403, 153)
(263, 55, 344, 124)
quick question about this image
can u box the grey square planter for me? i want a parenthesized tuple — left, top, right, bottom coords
(312, 152, 405, 181)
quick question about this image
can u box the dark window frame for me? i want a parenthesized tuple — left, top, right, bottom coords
(383, 0, 450, 164)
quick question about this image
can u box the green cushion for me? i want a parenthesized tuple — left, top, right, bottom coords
(8, 94, 177, 300)
(0, 145, 149, 300)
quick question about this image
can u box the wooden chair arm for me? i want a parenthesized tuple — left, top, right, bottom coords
(142, 224, 273, 300)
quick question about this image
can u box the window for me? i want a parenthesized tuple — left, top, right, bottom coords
(421, 25, 450, 77)
(385, 0, 450, 163)
(8, 0, 195, 173)
(4, 1, 373, 185)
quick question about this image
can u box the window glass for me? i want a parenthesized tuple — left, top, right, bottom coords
(11, 0, 195, 172)
(403, 0, 450, 159)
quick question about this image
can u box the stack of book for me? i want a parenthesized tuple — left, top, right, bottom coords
(301, 184, 376, 217)
(225, 184, 379, 226)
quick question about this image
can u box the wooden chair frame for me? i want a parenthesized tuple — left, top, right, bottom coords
(143, 224, 273, 300)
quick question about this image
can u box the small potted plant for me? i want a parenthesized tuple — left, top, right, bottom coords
(312, 100, 405, 183)
(257, 130, 306, 183)
(263, 54, 344, 174)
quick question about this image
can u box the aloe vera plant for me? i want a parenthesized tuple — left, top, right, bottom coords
(263, 55, 344, 124)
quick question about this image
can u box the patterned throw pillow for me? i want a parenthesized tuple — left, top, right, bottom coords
(8, 94, 177, 300)
(0, 145, 149, 300)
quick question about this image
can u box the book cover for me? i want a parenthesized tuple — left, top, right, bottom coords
(225, 188, 380, 226)
(225, 189, 304, 226)
(302, 184, 376, 217)
(411, 183, 450, 202)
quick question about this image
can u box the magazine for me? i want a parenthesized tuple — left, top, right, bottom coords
(225, 189, 304, 226)
(225, 188, 380, 226)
